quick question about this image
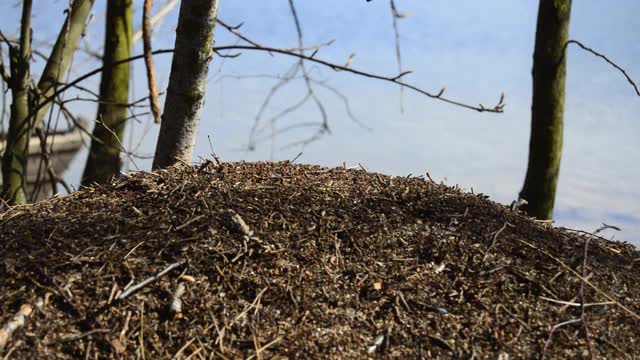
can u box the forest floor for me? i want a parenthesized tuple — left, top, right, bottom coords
(0, 161, 638, 359)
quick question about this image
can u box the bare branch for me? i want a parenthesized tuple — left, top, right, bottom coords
(216, 19, 264, 49)
(282, 39, 335, 53)
(214, 45, 506, 113)
(310, 79, 371, 131)
(25, 40, 504, 153)
(132, 0, 179, 43)
(567, 39, 640, 97)
(143, 0, 162, 123)
(116, 260, 187, 300)
(392, 70, 413, 81)
(94, 116, 140, 172)
(389, 0, 405, 112)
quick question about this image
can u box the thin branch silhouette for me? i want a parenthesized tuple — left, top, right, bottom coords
(215, 45, 506, 112)
(390, 0, 406, 113)
(20, 43, 505, 156)
(566, 39, 639, 97)
(142, 0, 162, 123)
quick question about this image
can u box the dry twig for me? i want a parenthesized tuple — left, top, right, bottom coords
(117, 259, 187, 300)
(169, 282, 186, 319)
(483, 221, 515, 260)
(389, 0, 406, 113)
(542, 224, 621, 359)
(566, 40, 640, 97)
(142, 0, 161, 123)
(0, 304, 33, 351)
(25, 41, 504, 147)
(132, 0, 178, 43)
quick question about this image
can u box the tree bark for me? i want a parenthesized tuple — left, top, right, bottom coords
(1, 0, 33, 204)
(82, 0, 132, 185)
(152, 0, 218, 169)
(35, 0, 94, 128)
(1, 0, 94, 203)
(520, 0, 572, 219)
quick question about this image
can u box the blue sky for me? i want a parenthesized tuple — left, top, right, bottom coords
(1, 0, 639, 244)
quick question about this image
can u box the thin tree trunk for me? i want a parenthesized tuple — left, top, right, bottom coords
(1, 0, 33, 204)
(34, 0, 94, 128)
(520, 0, 572, 219)
(82, 0, 132, 185)
(1, 0, 93, 203)
(152, 0, 219, 169)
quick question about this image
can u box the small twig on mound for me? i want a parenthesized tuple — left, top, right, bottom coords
(483, 221, 514, 261)
(117, 259, 187, 300)
(58, 329, 111, 343)
(0, 304, 33, 351)
(0, 296, 45, 351)
(234, 287, 268, 323)
(175, 215, 206, 231)
(169, 276, 196, 319)
(517, 237, 638, 320)
(172, 338, 196, 359)
(108, 310, 131, 356)
(169, 283, 186, 319)
(538, 296, 614, 308)
(542, 224, 620, 359)
(247, 336, 283, 360)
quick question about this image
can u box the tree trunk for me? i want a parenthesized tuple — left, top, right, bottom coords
(520, 0, 572, 219)
(35, 0, 95, 128)
(1, 0, 94, 203)
(152, 0, 219, 169)
(1, 0, 33, 204)
(82, 0, 132, 185)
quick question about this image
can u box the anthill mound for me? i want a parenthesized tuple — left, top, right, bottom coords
(0, 161, 638, 359)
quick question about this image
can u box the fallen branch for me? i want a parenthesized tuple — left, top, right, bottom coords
(0, 305, 32, 351)
(116, 259, 187, 300)
(0, 304, 33, 351)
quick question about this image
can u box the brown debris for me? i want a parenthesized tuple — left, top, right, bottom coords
(0, 161, 639, 358)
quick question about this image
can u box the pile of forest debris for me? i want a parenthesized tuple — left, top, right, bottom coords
(0, 161, 638, 358)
